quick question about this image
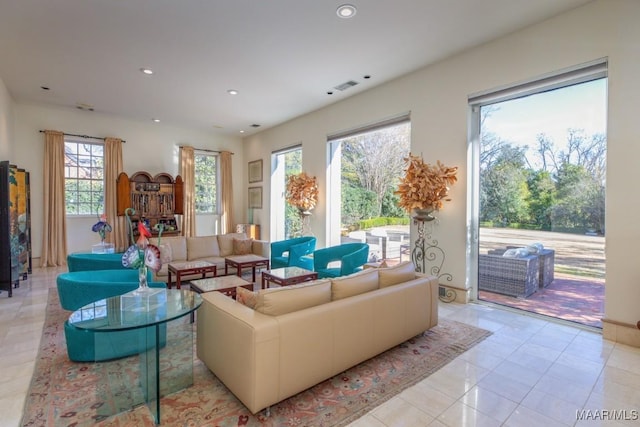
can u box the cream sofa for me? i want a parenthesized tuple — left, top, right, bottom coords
(196, 262, 439, 414)
(148, 232, 269, 283)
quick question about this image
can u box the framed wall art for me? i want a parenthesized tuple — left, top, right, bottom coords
(248, 186, 263, 209)
(248, 159, 263, 183)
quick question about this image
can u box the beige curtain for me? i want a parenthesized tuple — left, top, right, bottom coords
(104, 137, 127, 251)
(41, 130, 68, 267)
(179, 146, 196, 237)
(220, 151, 234, 234)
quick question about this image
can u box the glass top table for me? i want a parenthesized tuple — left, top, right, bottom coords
(69, 289, 202, 424)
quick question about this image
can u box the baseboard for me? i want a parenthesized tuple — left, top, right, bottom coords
(438, 284, 470, 304)
(602, 318, 640, 347)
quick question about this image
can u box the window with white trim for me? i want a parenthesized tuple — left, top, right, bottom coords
(194, 152, 218, 214)
(64, 140, 104, 215)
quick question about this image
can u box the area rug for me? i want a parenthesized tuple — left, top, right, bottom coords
(22, 288, 491, 427)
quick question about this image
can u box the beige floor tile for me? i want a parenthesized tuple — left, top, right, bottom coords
(461, 385, 518, 423)
(504, 405, 571, 427)
(371, 395, 433, 427)
(437, 400, 502, 427)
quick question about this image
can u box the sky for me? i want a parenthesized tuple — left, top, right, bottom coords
(482, 78, 607, 153)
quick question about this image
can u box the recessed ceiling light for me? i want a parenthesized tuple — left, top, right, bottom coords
(239, 130, 245, 133)
(336, 4, 357, 18)
(140, 68, 154, 75)
(227, 89, 239, 95)
(152, 118, 160, 123)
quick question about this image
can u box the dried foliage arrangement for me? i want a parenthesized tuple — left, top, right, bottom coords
(396, 153, 458, 212)
(286, 172, 319, 213)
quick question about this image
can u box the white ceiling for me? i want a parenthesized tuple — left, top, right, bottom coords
(0, 0, 593, 137)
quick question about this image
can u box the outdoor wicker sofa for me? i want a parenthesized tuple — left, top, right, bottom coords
(478, 253, 539, 298)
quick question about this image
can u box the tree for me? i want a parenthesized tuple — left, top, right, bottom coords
(527, 170, 556, 230)
(341, 123, 410, 219)
(552, 163, 603, 232)
(480, 142, 530, 225)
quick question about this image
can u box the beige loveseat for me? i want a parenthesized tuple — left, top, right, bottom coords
(148, 233, 269, 282)
(196, 262, 439, 414)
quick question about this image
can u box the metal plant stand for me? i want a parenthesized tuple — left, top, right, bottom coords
(411, 210, 456, 303)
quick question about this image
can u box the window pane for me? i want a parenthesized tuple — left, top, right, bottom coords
(64, 140, 105, 216)
(194, 153, 218, 214)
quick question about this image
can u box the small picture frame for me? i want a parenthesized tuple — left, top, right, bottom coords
(248, 159, 263, 183)
(248, 186, 263, 209)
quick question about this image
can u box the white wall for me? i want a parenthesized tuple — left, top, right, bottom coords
(0, 77, 13, 160)
(13, 103, 244, 257)
(244, 0, 640, 330)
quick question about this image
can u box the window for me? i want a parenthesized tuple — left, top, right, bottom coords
(270, 146, 302, 241)
(326, 114, 411, 248)
(64, 140, 104, 215)
(194, 152, 218, 214)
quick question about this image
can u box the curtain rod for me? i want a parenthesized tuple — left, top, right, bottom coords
(39, 130, 126, 143)
(179, 145, 234, 155)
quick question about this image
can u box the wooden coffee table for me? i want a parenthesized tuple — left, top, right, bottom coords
(261, 266, 318, 289)
(225, 254, 270, 282)
(168, 260, 217, 289)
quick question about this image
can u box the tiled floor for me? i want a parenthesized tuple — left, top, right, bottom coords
(2, 267, 640, 426)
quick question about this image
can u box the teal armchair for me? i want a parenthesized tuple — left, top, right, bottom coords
(313, 243, 369, 278)
(271, 236, 317, 270)
(57, 269, 167, 362)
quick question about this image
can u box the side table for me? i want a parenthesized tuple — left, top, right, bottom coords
(225, 254, 269, 282)
(261, 266, 318, 289)
(168, 260, 217, 289)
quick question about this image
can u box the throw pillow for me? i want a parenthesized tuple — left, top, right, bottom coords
(219, 232, 246, 256)
(378, 261, 416, 288)
(159, 243, 172, 264)
(233, 238, 253, 255)
(236, 287, 257, 309)
(330, 268, 379, 300)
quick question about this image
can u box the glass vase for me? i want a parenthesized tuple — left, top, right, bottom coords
(138, 265, 149, 290)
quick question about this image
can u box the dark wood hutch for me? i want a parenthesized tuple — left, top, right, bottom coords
(117, 171, 184, 239)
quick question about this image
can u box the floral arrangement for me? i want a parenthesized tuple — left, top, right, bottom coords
(395, 153, 458, 213)
(121, 208, 163, 281)
(285, 172, 318, 213)
(91, 214, 112, 243)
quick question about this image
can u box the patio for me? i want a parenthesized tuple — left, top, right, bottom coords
(345, 225, 605, 329)
(479, 227, 605, 329)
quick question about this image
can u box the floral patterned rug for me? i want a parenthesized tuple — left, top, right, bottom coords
(22, 289, 491, 427)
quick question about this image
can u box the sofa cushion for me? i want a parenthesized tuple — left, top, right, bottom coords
(379, 261, 416, 288)
(233, 238, 253, 255)
(151, 236, 187, 261)
(330, 268, 379, 300)
(159, 243, 173, 264)
(254, 280, 331, 316)
(236, 286, 257, 309)
(188, 235, 220, 260)
(218, 232, 247, 256)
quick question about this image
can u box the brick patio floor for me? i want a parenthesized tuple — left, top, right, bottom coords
(479, 272, 604, 328)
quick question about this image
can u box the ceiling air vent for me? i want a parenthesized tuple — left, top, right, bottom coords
(250, 124, 261, 128)
(334, 80, 358, 91)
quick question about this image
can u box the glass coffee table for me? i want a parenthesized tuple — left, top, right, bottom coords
(68, 289, 202, 424)
(261, 266, 318, 289)
(190, 275, 253, 298)
(168, 260, 217, 289)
